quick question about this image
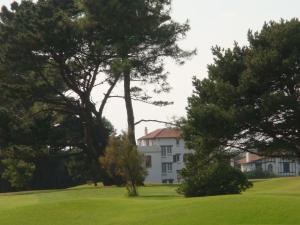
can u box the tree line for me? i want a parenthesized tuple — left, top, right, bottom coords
(0, 0, 299, 197)
(0, 0, 193, 194)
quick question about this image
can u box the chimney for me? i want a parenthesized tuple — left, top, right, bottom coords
(144, 127, 148, 135)
(246, 152, 250, 163)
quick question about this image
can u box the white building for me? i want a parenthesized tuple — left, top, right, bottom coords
(236, 152, 300, 177)
(138, 128, 191, 184)
(138, 128, 300, 181)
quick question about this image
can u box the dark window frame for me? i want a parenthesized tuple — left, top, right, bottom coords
(145, 155, 152, 168)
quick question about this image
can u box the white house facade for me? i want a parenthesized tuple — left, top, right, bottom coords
(236, 152, 300, 177)
(138, 128, 300, 182)
(137, 128, 191, 184)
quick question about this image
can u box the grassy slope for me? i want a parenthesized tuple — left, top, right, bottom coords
(1, 177, 300, 225)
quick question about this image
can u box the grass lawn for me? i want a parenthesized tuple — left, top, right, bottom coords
(1, 177, 300, 225)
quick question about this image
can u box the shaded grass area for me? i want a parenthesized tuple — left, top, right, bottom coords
(1, 177, 300, 225)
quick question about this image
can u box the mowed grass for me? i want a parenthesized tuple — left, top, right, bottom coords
(1, 177, 300, 225)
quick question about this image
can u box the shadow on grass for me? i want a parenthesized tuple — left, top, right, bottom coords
(0, 186, 101, 196)
(253, 192, 300, 197)
(0, 184, 181, 198)
(138, 194, 181, 200)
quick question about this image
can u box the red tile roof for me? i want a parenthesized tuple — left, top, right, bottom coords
(236, 153, 263, 165)
(138, 128, 181, 140)
(248, 154, 263, 162)
(236, 158, 247, 165)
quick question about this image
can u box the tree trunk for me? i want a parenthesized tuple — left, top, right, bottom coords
(124, 71, 136, 145)
(123, 71, 140, 196)
(131, 180, 137, 196)
(81, 108, 104, 184)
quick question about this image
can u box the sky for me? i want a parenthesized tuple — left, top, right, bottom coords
(1, 0, 300, 139)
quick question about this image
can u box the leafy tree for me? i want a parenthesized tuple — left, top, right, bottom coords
(0, 99, 86, 191)
(0, 102, 114, 190)
(178, 154, 252, 197)
(83, 0, 195, 144)
(180, 19, 300, 197)
(99, 136, 125, 186)
(0, 50, 114, 191)
(1, 159, 35, 190)
(0, 1, 193, 187)
(184, 19, 300, 159)
(1, 145, 36, 190)
(66, 150, 110, 185)
(0, 1, 194, 191)
(0, 0, 121, 183)
(100, 134, 147, 196)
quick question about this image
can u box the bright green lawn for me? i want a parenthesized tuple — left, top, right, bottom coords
(1, 177, 300, 225)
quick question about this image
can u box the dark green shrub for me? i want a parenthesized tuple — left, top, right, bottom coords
(178, 161, 252, 197)
(244, 169, 275, 179)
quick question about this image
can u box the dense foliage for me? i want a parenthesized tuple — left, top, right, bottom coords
(100, 135, 147, 196)
(0, 0, 123, 184)
(244, 169, 276, 179)
(0, 0, 193, 190)
(184, 19, 299, 159)
(0, 90, 112, 191)
(180, 19, 300, 197)
(179, 153, 252, 197)
(0, 39, 113, 191)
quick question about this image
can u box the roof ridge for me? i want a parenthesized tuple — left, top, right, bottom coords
(138, 128, 181, 140)
(147, 128, 162, 136)
(137, 128, 161, 140)
(153, 128, 165, 138)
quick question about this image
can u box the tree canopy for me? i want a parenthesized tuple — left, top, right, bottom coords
(84, 0, 195, 144)
(184, 19, 300, 158)
(0, 0, 117, 183)
(0, 58, 114, 190)
(0, 0, 192, 188)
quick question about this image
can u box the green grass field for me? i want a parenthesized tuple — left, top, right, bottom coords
(1, 177, 300, 225)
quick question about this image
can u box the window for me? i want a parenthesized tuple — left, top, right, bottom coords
(162, 179, 173, 184)
(283, 162, 290, 173)
(167, 147, 172, 155)
(176, 139, 180, 146)
(173, 154, 180, 163)
(162, 163, 172, 173)
(168, 179, 174, 184)
(161, 145, 172, 157)
(145, 155, 152, 168)
(279, 159, 296, 175)
(267, 164, 273, 173)
(255, 162, 262, 171)
(162, 163, 167, 173)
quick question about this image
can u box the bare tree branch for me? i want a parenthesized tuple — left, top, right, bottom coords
(134, 119, 177, 126)
(98, 73, 121, 117)
(107, 95, 173, 107)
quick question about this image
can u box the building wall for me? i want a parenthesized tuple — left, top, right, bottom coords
(138, 137, 190, 184)
(241, 156, 300, 177)
(138, 145, 162, 183)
